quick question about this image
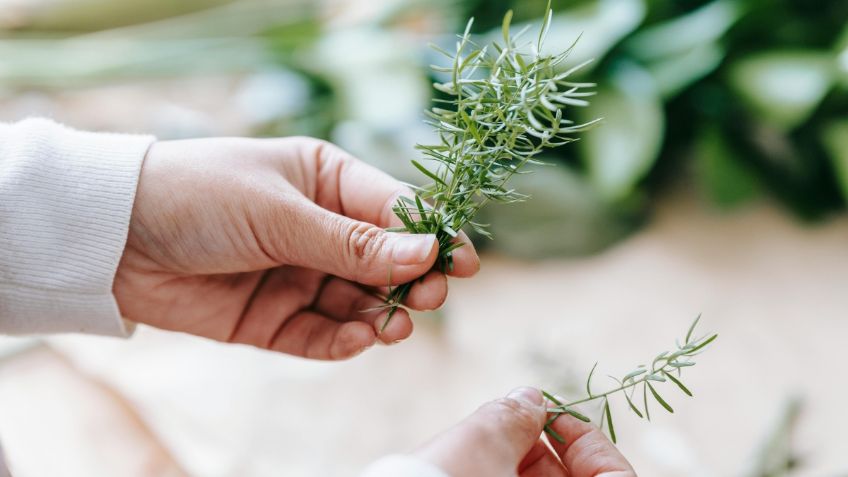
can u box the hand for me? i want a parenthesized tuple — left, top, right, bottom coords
(414, 387, 636, 477)
(114, 137, 479, 359)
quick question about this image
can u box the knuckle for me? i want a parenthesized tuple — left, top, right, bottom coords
(308, 137, 345, 164)
(302, 136, 331, 149)
(344, 221, 386, 261)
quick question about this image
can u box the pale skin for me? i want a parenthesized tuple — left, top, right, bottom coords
(415, 387, 636, 477)
(115, 136, 480, 359)
(113, 136, 634, 475)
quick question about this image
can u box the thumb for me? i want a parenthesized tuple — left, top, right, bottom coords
(415, 387, 547, 477)
(285, 200, 438, 286)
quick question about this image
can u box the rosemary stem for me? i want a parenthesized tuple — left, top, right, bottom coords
(553, 381, 637, 409)
(549, 359, 677, 410)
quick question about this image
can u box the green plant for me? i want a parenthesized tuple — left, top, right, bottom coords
(461, 0, 848, 226)
(542, 315, 718, 444)
(381, 3, 597, 327)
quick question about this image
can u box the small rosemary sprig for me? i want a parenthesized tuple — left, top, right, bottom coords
(382, 4, 597, 328)
(541, 315, 718, 444)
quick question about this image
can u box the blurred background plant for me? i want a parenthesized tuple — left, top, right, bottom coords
(2, 0, 846, 258)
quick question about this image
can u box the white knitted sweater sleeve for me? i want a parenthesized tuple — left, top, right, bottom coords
(0, 118, 155, 336)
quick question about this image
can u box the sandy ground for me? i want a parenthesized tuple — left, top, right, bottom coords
(1, 193, 847, 477)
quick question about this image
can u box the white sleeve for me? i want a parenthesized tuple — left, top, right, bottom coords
(0, 118, 155, 336)
(360, 455, 450, 477)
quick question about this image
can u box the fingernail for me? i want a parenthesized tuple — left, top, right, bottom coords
(391, 234, 436, 265)
(507, 387, 544, 407)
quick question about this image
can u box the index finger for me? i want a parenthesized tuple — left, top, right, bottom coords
(547, 415, 636, 477)
(310, 140, 479, 278)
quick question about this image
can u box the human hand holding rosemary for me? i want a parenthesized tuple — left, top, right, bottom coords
(409, 318, 715, 476)
(116, 136, 479, 360)
(414, 387, 635, 477)
(381, 5, 597, 327)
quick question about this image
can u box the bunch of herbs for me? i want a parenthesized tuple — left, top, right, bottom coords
(383, 3, 597, 326)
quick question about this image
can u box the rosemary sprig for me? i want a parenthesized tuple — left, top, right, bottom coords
(542, 315, 718, 444)
(382, 4, 597, 328)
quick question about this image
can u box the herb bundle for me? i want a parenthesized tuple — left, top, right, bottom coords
(383, 4, 597, 326)
(542, 315, 718, 444)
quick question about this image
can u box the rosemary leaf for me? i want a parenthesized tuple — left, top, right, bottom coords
(663, 371, 694, 397)
(648, 382, 674, 414)
(604, 399, 617, 444)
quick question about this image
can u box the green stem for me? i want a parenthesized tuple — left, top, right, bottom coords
(380, 282, 413, 332)
(551, 382, 636, 409)
(380, 230, 454, 332)
(546, 359, 676, 412)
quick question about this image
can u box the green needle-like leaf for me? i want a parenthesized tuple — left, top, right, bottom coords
(410, 160, 447, 187)
(643, 382, 651, 421)
(664, 371, 693, 397)
(544, 423, 566, 444)
(586, 362, 598, 397)
(687, 334, 718, 354)
(686, 313, 702, 344)
(623, 389, 644, 419)
(561, 407, 592, 423)
(502, 9, 514, 44)
(647, 382, 674, 414)
(604, 399, 617, 444)
(542, 390, 564, 407)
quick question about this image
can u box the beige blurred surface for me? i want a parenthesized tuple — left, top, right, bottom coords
(0, 347, 186, 477)
(0, 193, 846, 476)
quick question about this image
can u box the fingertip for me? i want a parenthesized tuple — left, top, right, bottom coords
(446, 236, 480, 278)
(412, 387, 549, 477)
(390, 233, 438, 266)
(507, 387, 544, 407)
(331, 321, 377, 360)
(404, 271, 448, 311)
(357, 234, 439, 287)
(461, 393, 547, 464)
(548, 414, 635, 474)
(376, 308, 414, 344)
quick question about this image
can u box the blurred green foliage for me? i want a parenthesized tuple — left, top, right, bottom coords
(460, 0, 848, 255)
(2, 0, 846, 257)
(463, 0, 848, 222)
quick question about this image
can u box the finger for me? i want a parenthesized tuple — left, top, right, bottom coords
(312, 277, 413, 344)
(519, 439, 569, 477)
(227, 268, 325, 349)
(406, 271, 448, 310)
(304, 139, 413, 228)
(519, 439, 551, 471)
(268, 310, 377, 360)
(282, 198, 439, 287)
(445, 234, 480, 278)
(377, 270, 448, 311)
(414, 387, 547, 477)
(548, 415, 636, 477)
